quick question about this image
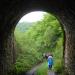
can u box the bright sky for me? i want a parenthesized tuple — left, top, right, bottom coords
(19, 11, 46, 23)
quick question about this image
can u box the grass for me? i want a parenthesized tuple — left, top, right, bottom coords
(36, 61, 48, 75)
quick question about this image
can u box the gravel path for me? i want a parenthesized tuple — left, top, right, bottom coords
(48, 70, 56, 75)
(26, 64, 40, 75)
(25, 63, 56, 75)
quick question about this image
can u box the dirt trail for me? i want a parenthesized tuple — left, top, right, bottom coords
(25, 63, 57, 75)
(48, 70, 56, 75)
(26, 63, 41, 75)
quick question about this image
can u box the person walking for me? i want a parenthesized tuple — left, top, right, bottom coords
(47, 54, 53, 70)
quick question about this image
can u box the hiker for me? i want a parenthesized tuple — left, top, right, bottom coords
(47, 54, 53, 70)
(43, 53, 48, 59)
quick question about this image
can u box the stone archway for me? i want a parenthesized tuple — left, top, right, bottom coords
(0, 0, 75, 75)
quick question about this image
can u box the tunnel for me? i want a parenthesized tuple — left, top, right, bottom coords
(0, 0, 75, 75)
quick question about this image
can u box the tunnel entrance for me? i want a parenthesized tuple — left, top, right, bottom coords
(1, 0, 75, 75)
(14, 11, 64, 75)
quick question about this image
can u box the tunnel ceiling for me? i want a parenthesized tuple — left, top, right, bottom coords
(0, 0, 75, 38)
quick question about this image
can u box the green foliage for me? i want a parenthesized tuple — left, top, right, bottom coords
(14, 12, 64, 74)
(36, 62, 48, 75)
(52, 37, 64, 74)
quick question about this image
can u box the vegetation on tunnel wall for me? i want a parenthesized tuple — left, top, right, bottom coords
(14, 12, 63, 74)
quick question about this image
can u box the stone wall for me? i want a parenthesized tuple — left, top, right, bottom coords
(0, 32, 16, 75)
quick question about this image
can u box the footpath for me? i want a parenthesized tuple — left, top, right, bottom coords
(26, 63, 57, 75)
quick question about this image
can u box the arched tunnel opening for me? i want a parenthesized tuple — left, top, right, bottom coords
(0, 0, 75, 75)
(14, 11, 64, 75)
